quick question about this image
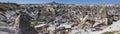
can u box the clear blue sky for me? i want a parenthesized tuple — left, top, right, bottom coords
(0, 0, 120, 4)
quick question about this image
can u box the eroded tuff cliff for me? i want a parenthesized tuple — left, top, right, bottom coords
(0, 2, 120, 34)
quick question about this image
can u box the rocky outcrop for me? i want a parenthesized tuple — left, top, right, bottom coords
(89, 20, 120, 34)
(13, 11, 38, 34)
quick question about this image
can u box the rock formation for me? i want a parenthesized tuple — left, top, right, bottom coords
(13, 11, 38, 34)
(0, 2, 120, 34)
